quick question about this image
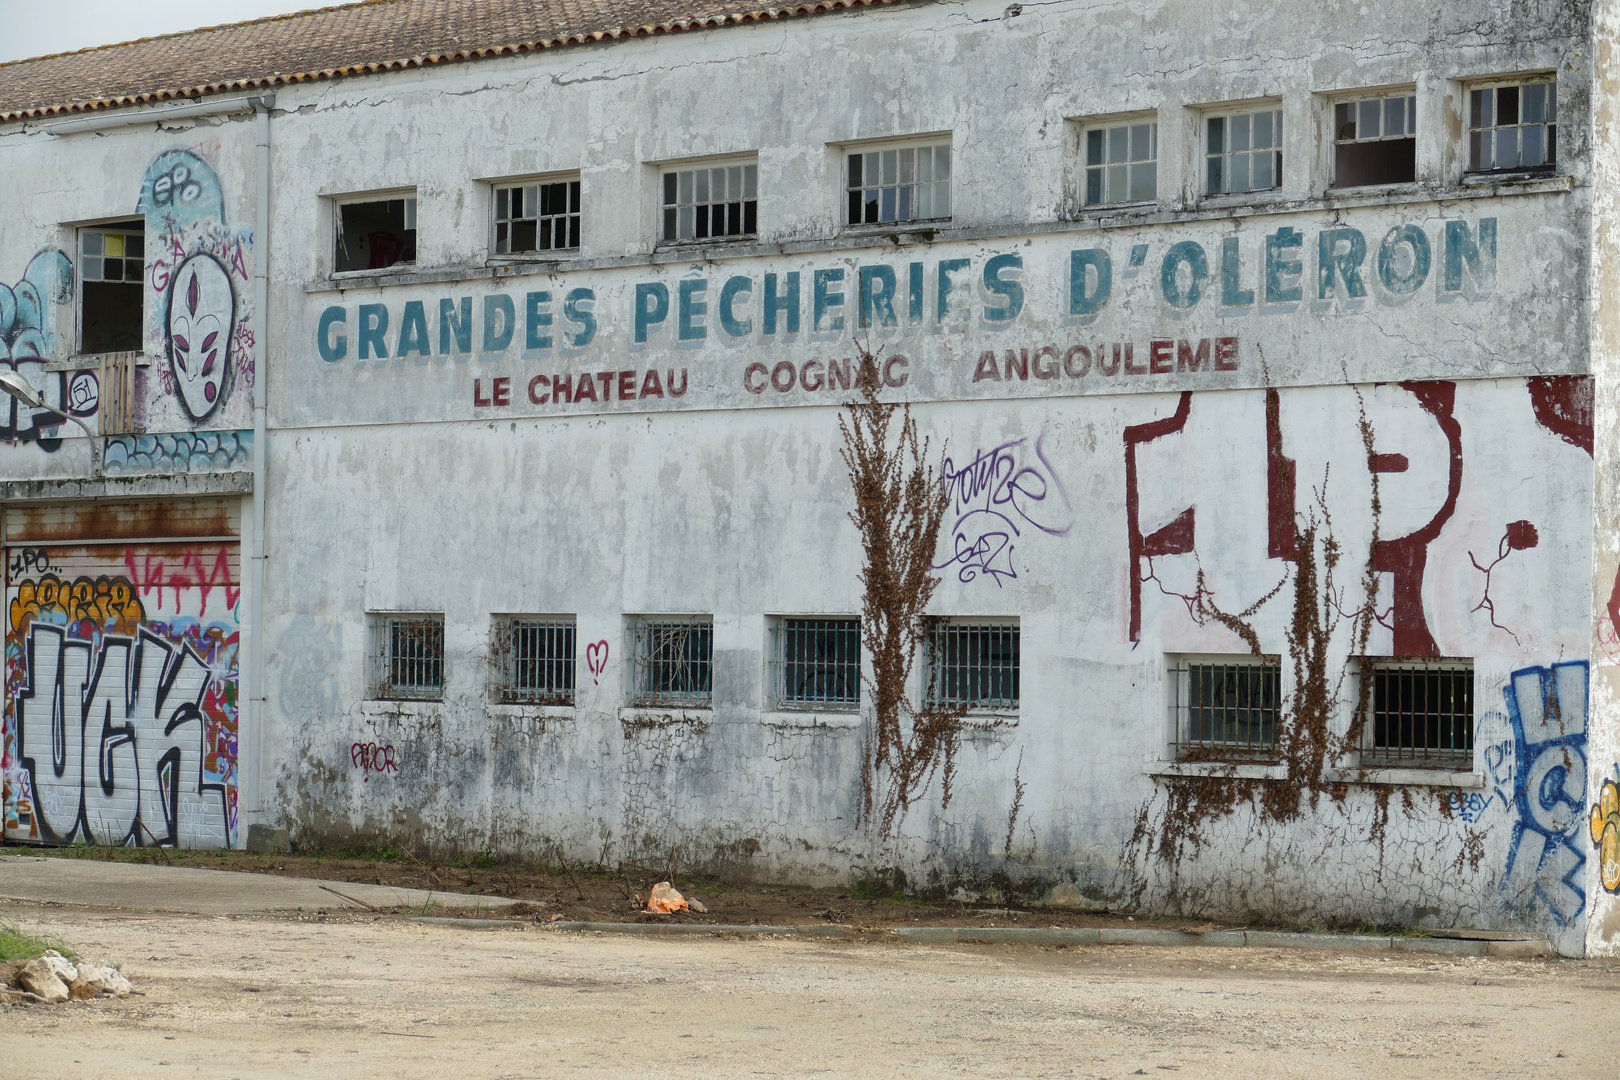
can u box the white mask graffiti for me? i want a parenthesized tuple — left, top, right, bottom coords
(166, 254, 235, 420)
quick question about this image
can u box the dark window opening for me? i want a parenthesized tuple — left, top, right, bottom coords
(1333, 96, 1416, 188)
(79, 224, 145, 354)
(1175, 659, 1281, 758)
(495, 180, 581, 254)
(1368, 662, 1473, 765)
(336, 197, 417, 272)
(1469, 81, 1556, 174)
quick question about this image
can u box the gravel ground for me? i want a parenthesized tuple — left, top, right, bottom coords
(2, 907, 1614, 1079)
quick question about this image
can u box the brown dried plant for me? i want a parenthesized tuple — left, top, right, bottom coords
(839, 347, 963, 839)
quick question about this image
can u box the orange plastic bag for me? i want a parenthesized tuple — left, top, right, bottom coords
(646, 881, 689, 914)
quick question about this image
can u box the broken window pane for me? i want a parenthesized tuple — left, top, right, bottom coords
(1468, 79, 1556, 173)
(661, 162, 759, 241)
(844, 141, 953, 225)
(493, 178, 581, 254)
(1205, 108, 1281, 195)
(336, 197, 417, 272)
(79, 222, 145, 353)
(1332, 93, 1416, 188)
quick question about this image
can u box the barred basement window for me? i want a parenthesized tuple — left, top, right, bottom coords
(770, 617, 860, 710)
(494, 179, 580, 254)
(845, 141, 951, 225)
(369, 614, 444, 701)
(1364, 660, 1474, 766)
(493, 616, 576, 704)
(661, 161, 757, 242)
(1169, 656, 1281, 759)
(924, 620, 1019, 712)
(1206, 107, 1283, 196)
(629, 616, 713, 706)
(1083, 120, 1157, 205)
(78, 222, 145, 354)
(1332, 92, 1416, 188)
(1469, 78, 1556, 174)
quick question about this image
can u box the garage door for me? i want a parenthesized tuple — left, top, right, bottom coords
(1, 498, 241, 848)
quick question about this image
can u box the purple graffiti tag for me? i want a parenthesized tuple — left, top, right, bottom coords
(934, 431, 1074, 586)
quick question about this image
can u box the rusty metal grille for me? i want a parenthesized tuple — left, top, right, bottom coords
(630, 617, 713, 707)
(370, 614, 444, 701)
(495, 617, 575, 704)
(772, 618, 860, 710)
(1365, 661, 1473, 766)
(925, 621, 1019, 712)
(1171, 658, 1281, 758)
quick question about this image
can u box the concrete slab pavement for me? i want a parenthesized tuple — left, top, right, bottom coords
(0, 854, 522, 916)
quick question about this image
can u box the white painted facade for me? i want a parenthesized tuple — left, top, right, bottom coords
(3, 0, 1618, 956)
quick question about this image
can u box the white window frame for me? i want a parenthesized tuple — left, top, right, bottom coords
(1465, 75, 1557, 176)
(657, 156, 758, 245)
(1329, 88, 1417, 189)
(75, 219, 146, 357)
(1202, 103, 1284, 198)
(1078, 115, 1158, 207)
(768, 615, 862, 712)
(1357, 657, 1475, 769)
(491, 614, 577, 705)
(330, 189, 418, 276)
(491, 174, 581, 257)
(841, 136, 953, 227)
(1167, 654, 1283, 761)
(367, 612, 445, 702)
(922, 617, 1020, 714)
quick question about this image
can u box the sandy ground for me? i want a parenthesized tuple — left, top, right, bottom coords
(2, 907, 1616, 1079)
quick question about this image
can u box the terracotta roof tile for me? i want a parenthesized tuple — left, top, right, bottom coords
(0, 0, 922, 122)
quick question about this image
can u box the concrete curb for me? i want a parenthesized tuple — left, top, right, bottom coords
(485, 920, 1549, 957)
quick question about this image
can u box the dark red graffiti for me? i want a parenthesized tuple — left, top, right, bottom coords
(1470, 520, 1540, 644)
(122, 546, 240, 618)
(1265, 388, 1298, 561)
(1125, 392, 1193, 642)
(351, 742, 398, 781)
(1370, 381, 1462, 657)
(1526, 375, 1593, 456)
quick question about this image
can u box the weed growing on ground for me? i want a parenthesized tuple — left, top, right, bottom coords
(0, 920, 76, 962)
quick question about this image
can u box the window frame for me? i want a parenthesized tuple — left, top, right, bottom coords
(330, 189, 418, 276)
(491, 614, 577, 705)
(1077, 114, 1159, 208)
(75, 219, 147, 358)
(1464, 74, 1557, 178)
(1329, 88, 1418, 190)
(628, 614, 715, 708)
(1358, 657, 1475, 768)
(768, 615, 862, 712)
(840, 136, 954, 228)
(1201, 102, 1285, 200)
(922, 617, 1020, 714)
(1168, 654, 1283, 761)
(490, 174, 582, 258)
(656, 155, 759, 246)
(367, 612, 445, 702)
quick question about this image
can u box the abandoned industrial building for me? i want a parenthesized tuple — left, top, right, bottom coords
(2, 0, 1618, 957)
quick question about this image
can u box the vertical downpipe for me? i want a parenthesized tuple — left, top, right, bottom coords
(244, 93, 274, 845)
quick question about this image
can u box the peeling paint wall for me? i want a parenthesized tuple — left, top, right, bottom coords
(2, 0, 1610, 951)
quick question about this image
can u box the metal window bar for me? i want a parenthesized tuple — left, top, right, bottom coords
(845, 143, 952, 225)
(1469, 81, 1556, 172)
(773, 618, 860, 710)
(632, 618, 713, 706)
(1206, 109, 1283, 195)
(494, 180, 582, 254)
(1172, 659, 1281, 758)
(925, 622, 1019, 711)
(1084, 123, 1157, 205)
(1367, 663, 1473, 765)
(661, 165, 758, 242)
(374, 616, 444, 700)
(498, 618, 576, 704)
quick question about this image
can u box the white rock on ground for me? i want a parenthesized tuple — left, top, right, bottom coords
(15, 960, 70, 1004)
(39, 950, 78, 984)
(71, 963, 132, 998)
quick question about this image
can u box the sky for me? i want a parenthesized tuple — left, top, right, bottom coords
(0, 1, 327, 63)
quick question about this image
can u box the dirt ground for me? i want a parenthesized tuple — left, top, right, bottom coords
(0, 845, 1345, 934)
(2, 905, 1615, 1079)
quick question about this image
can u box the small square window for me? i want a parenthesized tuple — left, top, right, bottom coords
(1362, 659, 1473, 766)
(335, 195, 417, 272)
(494, 178, 580, 254)
(1206, 107, 1283, 196)
(1083, 120, 1157, 205)
(660, 161, 757, 243)
(1170, 656, 1281, 759)
(493, 616, 576, 704)
(924, 620, 1019, 712)
(1332, 92, 1416, 188)
(1468, 78, 1556, 174)
(845, 141, 952, 225)
(78, 222, 145, 354)
(368, 613, 444, 701)
(629, 616, 713, 706)
(770, 617, 861, 710)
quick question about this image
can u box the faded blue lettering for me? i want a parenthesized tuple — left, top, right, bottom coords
(719, 276, 752, 337)
(860, 265, 898, 328)
(678, 278, 707, 341)
(814, 268, 845, 332)
(1160, 241, 1207, 310)
(634, 282, 669, 344)
(1317, 228, 1367, 300)
(983, 253, 1024, 322)
(1265, 227, 1304, 304)
(1069, 248, 1111, 317)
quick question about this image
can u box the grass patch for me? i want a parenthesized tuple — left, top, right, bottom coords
(0, 920, 76, 962)
(315, 842, 403, 863)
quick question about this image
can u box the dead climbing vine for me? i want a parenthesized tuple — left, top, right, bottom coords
(839, 345, 965, 839)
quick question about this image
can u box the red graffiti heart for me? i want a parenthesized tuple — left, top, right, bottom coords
(585, 640, 609, 684)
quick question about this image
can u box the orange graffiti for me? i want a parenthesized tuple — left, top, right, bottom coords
(10, 574, 146, 637)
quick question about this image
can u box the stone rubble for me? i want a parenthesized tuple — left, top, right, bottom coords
(1, 950, 132, 1006)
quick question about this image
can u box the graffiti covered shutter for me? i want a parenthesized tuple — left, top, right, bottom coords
(1, 498, 241, 849)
